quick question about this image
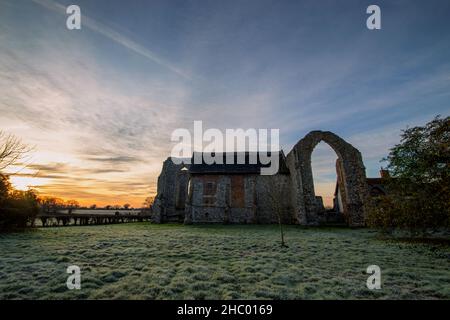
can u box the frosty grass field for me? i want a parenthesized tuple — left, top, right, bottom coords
(0, 223, 449, 299)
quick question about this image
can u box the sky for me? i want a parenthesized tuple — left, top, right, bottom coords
(0, 0, 449, 207)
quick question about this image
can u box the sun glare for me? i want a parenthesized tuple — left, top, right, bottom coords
(9, 176, 49, 191)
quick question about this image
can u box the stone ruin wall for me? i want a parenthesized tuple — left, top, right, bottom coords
(152, 158, 188, 223)
(185, 174, 293, 224)
(153, 131, 369, 226)
(286, 131, 368, 227)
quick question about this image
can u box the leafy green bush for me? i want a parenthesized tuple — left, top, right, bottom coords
(367, 116, 450, 234)
(0, 174, 40, 230)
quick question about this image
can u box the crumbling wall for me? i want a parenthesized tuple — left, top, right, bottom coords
(152, 157, 187, 223)
(286, 131, 368, 227)
(153, 131, 368, 227)
(254, 174, 294, 224)
(185, 174, 293, 224)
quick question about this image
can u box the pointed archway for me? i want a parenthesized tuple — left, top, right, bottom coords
(287, 131, 368, 226)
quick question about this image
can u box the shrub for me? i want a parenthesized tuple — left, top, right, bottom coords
(367, 116, 450, 234)
(0, 174, 40, 230)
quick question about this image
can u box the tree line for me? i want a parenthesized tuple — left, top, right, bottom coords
(0, 131, 150, 230)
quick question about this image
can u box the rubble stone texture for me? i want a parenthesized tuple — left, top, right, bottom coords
(153, 131, 368, 226)
(286, 131, 368, 227)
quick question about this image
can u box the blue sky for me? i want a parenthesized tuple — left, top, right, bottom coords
(1, 0, 449, 206)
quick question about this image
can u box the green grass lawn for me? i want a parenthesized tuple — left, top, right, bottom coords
(0, 223, 449, 299)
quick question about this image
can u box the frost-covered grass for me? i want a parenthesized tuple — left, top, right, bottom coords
(0, 223, 449, 299)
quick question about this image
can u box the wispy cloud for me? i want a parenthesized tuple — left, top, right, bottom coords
(84, 156, 143, 164)
(31, 0, 191, 80)
(0, 3, 190, 205)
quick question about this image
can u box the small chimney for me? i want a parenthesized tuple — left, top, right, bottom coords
(380, 167, 390, 178)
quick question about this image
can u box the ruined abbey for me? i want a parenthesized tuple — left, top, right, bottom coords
(152, 131, 371, 227)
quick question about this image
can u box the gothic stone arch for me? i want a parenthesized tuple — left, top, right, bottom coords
(287, 131, 368, 227)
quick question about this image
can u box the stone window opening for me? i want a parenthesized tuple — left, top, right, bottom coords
(230, 176, 245, 208)
(294, 130, 368, 226)
(311, 141, 338, 212)
(204, 181, 216, 195)
(203, 180, 217, 206)
(187, 179, 192, 203)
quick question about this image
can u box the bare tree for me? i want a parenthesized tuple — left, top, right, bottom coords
(0, 131, 33, 171)
(267, 178, 289, 248)
(66, 200, 80, 209)
(143, 196, 155, 208)
(40, 196, 65, 214)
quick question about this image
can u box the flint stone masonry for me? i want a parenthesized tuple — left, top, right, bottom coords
(286, 131, 368, 227)
(153, 131, 369, 227)
(184, 174, 293, 224)
(152, 158, 188, 223)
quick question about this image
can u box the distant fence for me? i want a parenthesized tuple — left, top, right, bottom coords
(35, 210, 152, 227)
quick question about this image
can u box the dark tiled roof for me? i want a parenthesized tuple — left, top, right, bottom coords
(366, 178, 388, 195)
(366, 178, 384, 186)
(188, 152, 289, 174)
(334, 178, 388, 196)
